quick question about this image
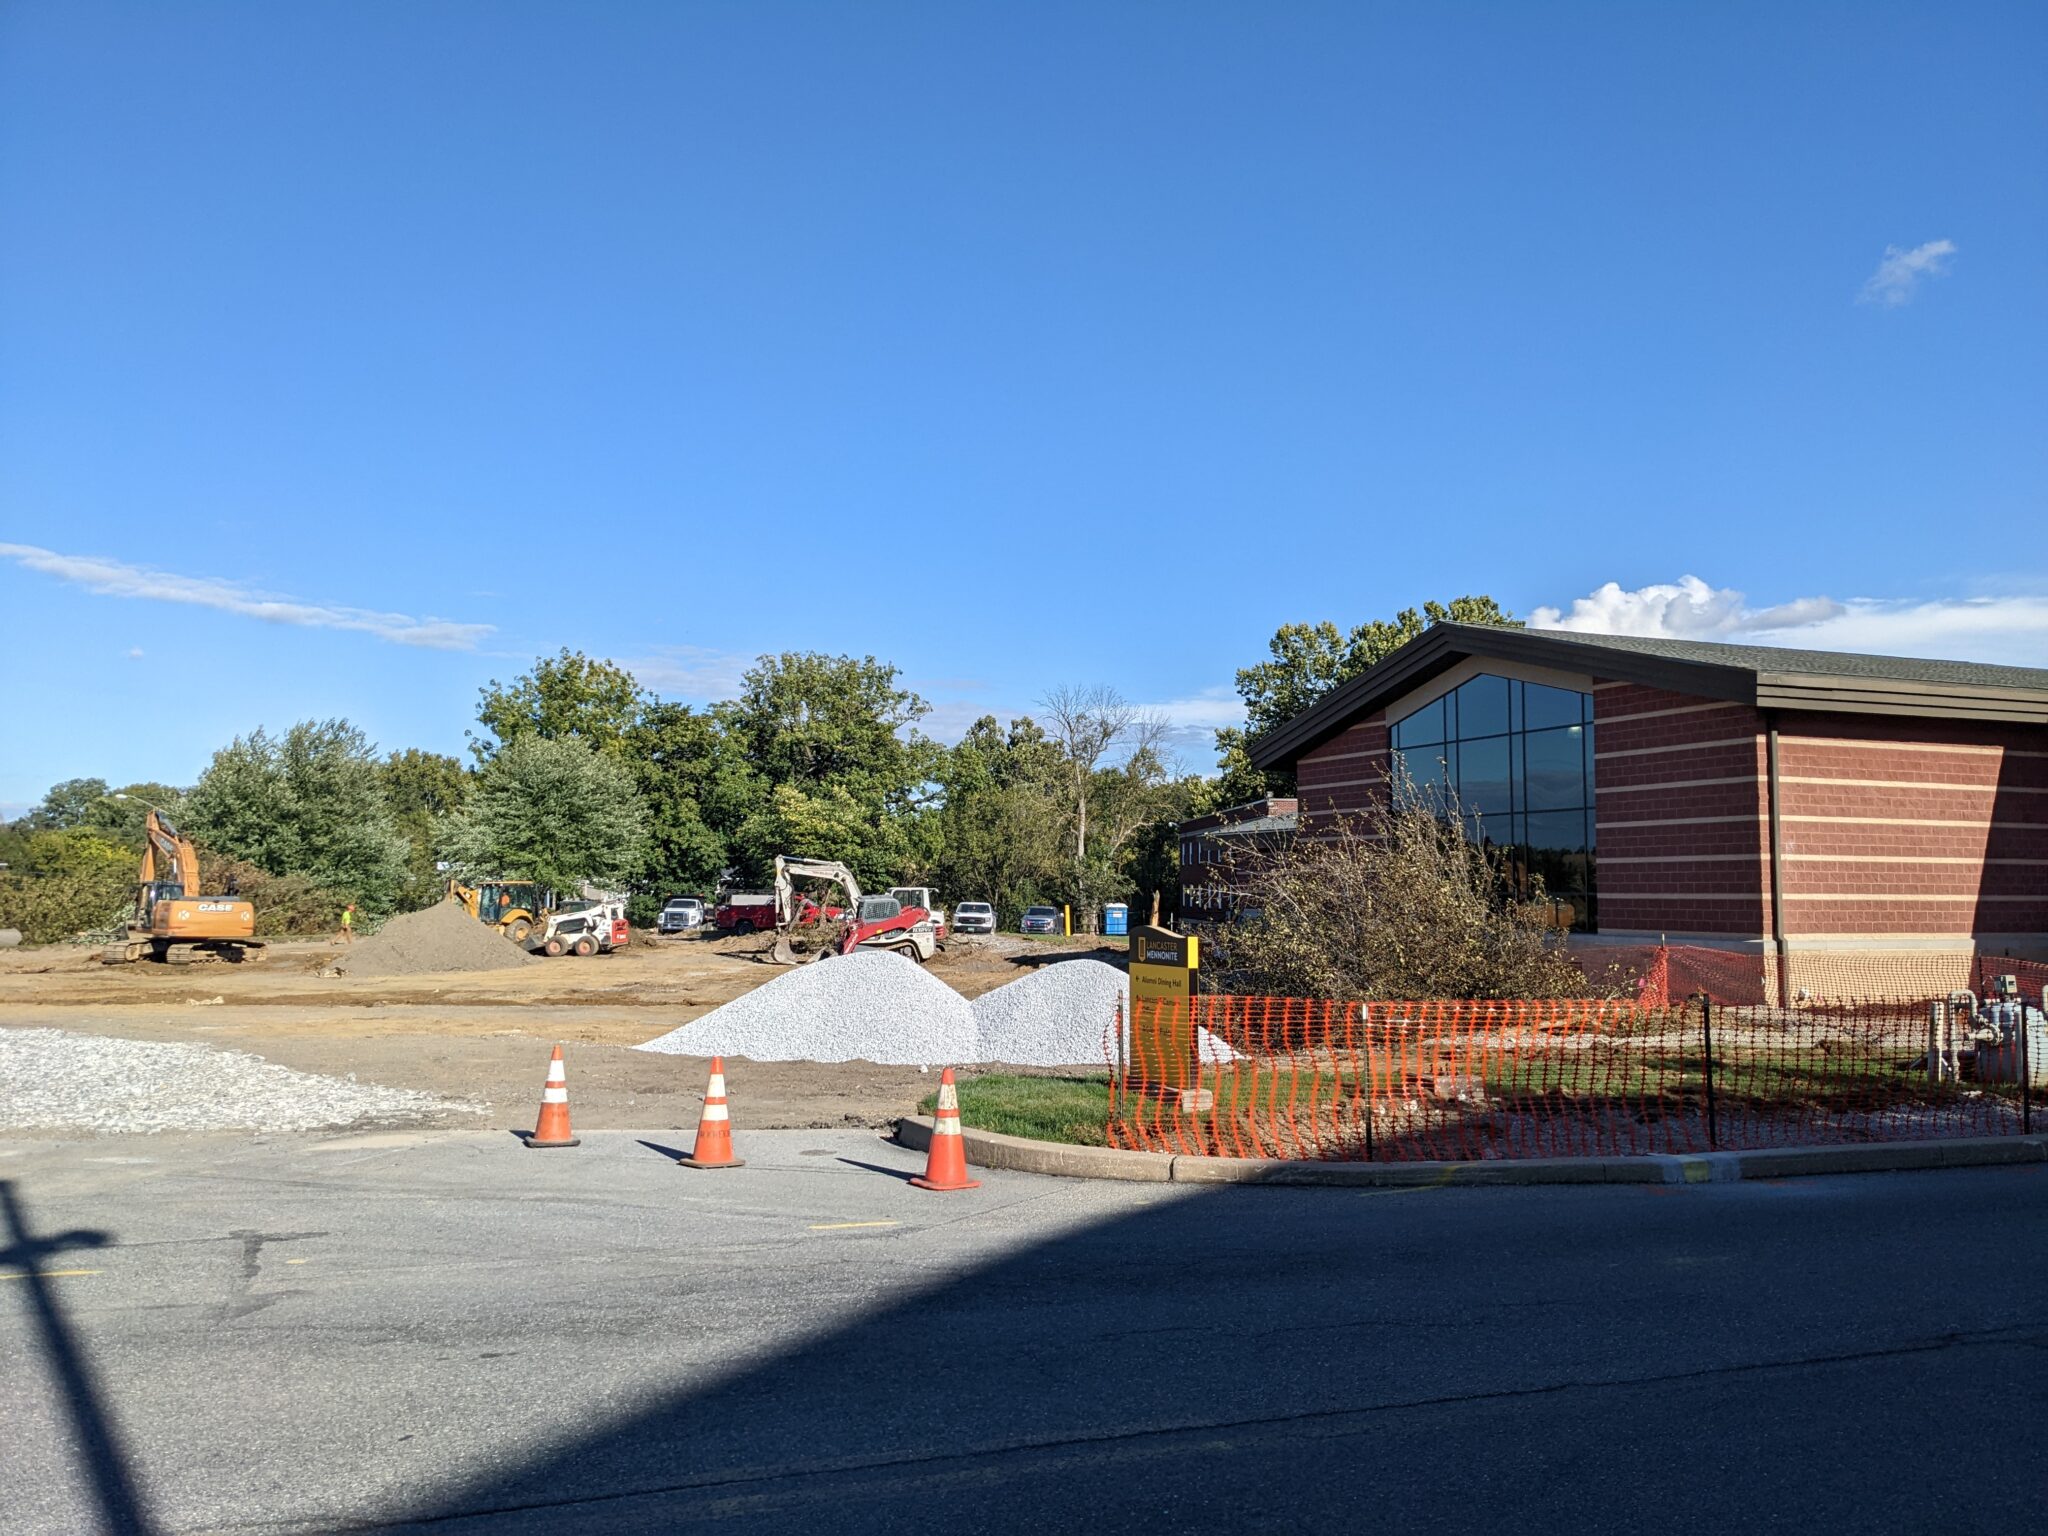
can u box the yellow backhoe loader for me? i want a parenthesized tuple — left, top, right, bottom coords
(102, 810, 263, 965)
(448, 879, 554, 944)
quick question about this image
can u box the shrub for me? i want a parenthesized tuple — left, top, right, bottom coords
(1211, 785, 1597, 1001)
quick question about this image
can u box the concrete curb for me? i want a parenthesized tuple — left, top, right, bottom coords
(893, 1118, 2048, 1187)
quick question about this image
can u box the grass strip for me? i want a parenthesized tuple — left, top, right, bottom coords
(918, 1073, 1110, 1146)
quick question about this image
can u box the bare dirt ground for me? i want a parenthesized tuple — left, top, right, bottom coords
(0, 930, 1126, 1132)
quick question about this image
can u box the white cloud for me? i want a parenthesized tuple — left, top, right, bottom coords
(1859, 239, 1957, 307)
(1532, 576, 2048, 668)
(125, 647, 145, 660)
(0, 542, 493, 651)
(616, 645, 756, 701)
(1134, 688, 1248, 734)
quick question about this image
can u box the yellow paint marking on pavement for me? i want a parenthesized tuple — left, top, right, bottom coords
(0, 1269, 102, 1281)
(285, 1258, 311, 1265)
(809, 1221, 900, 1231)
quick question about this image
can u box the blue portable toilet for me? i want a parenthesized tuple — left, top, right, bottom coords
(1103, 903, 1129, 936)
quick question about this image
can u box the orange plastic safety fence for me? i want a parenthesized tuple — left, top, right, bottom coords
(1107, 978, 2042, 1163)
(1109, 994, 1712, 1162)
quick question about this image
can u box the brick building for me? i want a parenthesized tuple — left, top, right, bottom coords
(1176, 797, 1298, 921)
(1246, 624, 2048, 993)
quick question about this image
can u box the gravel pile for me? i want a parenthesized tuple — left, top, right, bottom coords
(0, 1028, 483, 1134)
(973, 959, 1128, 1066)
(337, 897, 538, 978)
(972, 959, 1240, 1068)
(637, 949, 978, 1066)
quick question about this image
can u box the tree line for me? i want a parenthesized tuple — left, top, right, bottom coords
(0, 597, 1514, 943)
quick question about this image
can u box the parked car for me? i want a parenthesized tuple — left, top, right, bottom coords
(658, 897, 704, 934)
(1019, 905, 1061, 935)
(952, 900, 996, 935)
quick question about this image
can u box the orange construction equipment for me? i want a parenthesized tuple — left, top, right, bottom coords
(676, 1056, 745, 1169)
(528, 1045, 580, 1149)
(910, 1067, 981, 1191)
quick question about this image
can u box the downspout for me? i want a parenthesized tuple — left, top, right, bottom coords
(1765, 713, 1790, 1005)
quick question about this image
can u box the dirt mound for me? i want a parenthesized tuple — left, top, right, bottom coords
(336, 898, 539, 978)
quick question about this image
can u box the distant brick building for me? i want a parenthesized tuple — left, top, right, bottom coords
(1246, 624, 2048, 992)
(1176, 797, 1297, 921)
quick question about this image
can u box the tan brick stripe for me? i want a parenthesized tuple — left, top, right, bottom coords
(1594, 701, 1747, 725)
(1782, 776, 2045, 794)
(1599, 775, 1761, 794)
(1595, 736, 1761, 761)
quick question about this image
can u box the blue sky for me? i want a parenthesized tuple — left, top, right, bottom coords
(3, 1, 2043, 812)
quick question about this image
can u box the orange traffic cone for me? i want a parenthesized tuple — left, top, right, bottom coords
(910, 1067, 980, 1191)
(676, 1057, 745, 1169)
(528, 1045, 580, 1148)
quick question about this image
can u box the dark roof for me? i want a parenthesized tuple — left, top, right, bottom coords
(1201, 812, 1299, 840)
(1250, 623, 2048, 770)
(1176, 797, 1298, 834)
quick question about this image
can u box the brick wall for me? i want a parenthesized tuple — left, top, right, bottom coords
(1772, 711, 2048, 937)
(1590, 683, 1769, 936)
(1295, 717, 1389, 833)
(1286, 673, 2048, 947)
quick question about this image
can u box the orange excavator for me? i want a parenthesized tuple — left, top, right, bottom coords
(102, 809, 264, 965)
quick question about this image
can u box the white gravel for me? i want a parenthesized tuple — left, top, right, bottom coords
(972, 959, 1240, 1068)
(0, 1028, 484, 1134)
(973, 960, 1129, 1066)
(636, 949, 979, 1066)
(636, 951, 1238, 1070)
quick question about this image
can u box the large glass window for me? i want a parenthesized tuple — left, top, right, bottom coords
(1388, 674, 1597, 929)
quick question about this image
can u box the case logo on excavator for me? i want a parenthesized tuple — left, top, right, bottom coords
(197, 901, 236, 912)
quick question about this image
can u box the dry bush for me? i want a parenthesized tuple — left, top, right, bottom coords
(194, 850, 350, 937)
(0, 867, 133, 944)
(1212, 788, 1599, 1001)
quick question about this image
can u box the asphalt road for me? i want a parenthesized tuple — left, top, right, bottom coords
(2, 1129, 2042, 1535)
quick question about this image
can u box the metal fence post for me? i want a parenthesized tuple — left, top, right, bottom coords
(1696, 993, 1718, 1151)
(1928, 1001, 1945, 1088)
(2024, 990, 2035, 1136)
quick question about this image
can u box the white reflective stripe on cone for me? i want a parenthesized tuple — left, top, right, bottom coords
(701, 1103, 729, 1121)
(547, 1063, 567, 1083)
(934, 1116, 962, 1136)
(542, 1087, 568, 1103)
(937, 1082, 960, 1111)
(707, 1074, 726, 1096)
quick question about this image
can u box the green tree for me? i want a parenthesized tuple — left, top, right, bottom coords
(470, 649, 647, 763)
(88, 783, 191, 845)
(924, 717, 1065, 924)
(23, 777, 111, 830)
(626, 701, 754, 917)
(382, 749, 471, 907)
(725, 653, 938, 887)
(1221, 596, 1520, 798)
(22, 827, 133, 880)
(184, 720, 411, 911)
(437, 734, 648, 894)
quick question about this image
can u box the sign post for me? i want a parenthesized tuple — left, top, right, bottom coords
(1127, 925, 1202, 1101)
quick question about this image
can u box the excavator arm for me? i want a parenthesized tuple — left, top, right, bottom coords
(772, 856, 863, 927)
(139, 811, 197, 897)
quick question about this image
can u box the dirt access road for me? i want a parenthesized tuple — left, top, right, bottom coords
(0, 929, 1126, 1133)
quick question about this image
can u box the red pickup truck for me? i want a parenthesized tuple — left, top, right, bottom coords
(713, 893, 840, 933)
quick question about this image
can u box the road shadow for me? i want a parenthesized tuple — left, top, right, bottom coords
(832, 1158, 920, 1183)
(636, 1139, 690, 1162)
(340, 1162, 2045, 1535)
(0, 1181, 159, 1536)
